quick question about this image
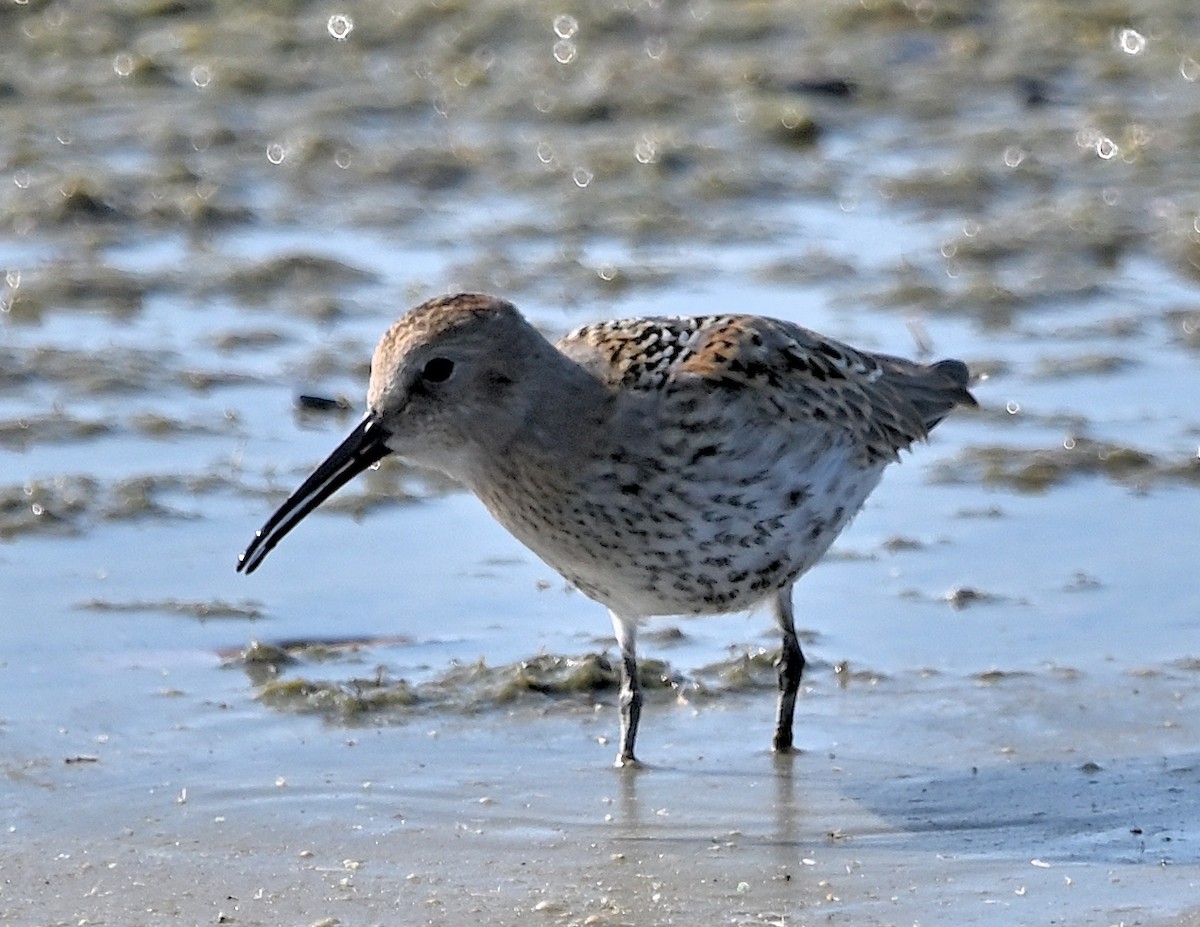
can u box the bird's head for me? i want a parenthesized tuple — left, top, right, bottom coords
(237, 293, 537, 574)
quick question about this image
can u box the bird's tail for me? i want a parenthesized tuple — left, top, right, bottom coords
(906, 358, 977, 432)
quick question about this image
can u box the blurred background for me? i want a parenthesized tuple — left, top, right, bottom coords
(2, 1, 1199, 923)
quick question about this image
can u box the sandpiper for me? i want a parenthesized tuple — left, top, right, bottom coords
(238, 293, 975, 765)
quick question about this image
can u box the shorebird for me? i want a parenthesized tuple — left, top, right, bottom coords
(238, 293, 975, 766)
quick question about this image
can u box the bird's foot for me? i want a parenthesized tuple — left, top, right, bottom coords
(613, 752, 645, 770)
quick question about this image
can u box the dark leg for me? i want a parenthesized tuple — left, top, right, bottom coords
(609, 610, 643, 767)
(771, 585, 806, 753)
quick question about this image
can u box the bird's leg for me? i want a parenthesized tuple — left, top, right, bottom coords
(771, 585, 806, 753)
(609, 611, 643, 767)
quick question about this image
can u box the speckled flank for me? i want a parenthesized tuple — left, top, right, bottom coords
(239, 292, 976, 765)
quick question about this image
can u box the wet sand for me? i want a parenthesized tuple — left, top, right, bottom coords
(6, 667, 1200, 926)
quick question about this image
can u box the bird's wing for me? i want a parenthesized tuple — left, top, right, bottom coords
(557, 315, 974, 463)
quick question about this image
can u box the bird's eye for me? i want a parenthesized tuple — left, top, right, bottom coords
(421, 357, 455, 383)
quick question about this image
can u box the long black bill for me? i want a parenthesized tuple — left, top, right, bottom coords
(237, 415, 393, 575)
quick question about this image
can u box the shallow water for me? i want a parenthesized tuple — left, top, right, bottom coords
(3, 1, 1200, 923)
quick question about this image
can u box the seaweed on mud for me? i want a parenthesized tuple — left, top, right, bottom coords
(0, 472, 239, 539)
(932, 438, 1200, 493)
(247, 651, 679, 722)
(76, 597, 266, 620)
